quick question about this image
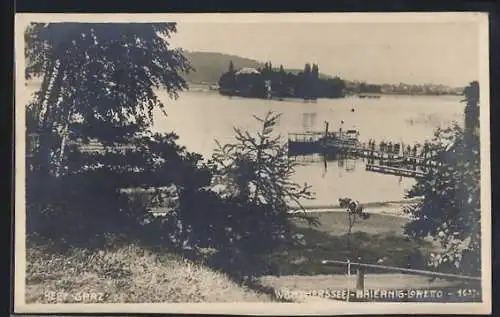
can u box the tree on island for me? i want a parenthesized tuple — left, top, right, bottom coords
(218, 60, 237, 94)
(311, 63, 320, 99)
(300, 63, 312, 99)
(275, 64, 287, 98)
(262, 61, 273, 79)
(217, 61, 344, 99)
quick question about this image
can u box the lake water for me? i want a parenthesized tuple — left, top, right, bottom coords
(151, 90, 465, 206)
(24, 83, 464, 206)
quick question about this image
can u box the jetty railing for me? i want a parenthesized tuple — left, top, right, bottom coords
(288, 133, 442, 178)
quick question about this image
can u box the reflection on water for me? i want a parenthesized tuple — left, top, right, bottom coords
(290, 152, 360, 174)
(302, 112, 318, 131)
(290, 153, 416, 206)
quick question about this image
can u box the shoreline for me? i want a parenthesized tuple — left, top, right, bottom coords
(294, 197, 421, 210)
(150, 198, 421, 219)
(289, 198, 421, 218)
(185, 82, 463, 98)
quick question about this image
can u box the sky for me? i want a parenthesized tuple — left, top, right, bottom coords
(169, 22, 479, 87)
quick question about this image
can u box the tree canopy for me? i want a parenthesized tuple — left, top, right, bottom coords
(24, 24, 318, 271)
(25, 23, 192, 174)
(25, 22, 195, 243)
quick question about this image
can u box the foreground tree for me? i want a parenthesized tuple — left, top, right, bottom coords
(212, 111, 318, 229)
(403, 81, 481, 276)
(25, 22, 192, 173)
(206, 112, 318, 274)
(24, 23, 195, 244)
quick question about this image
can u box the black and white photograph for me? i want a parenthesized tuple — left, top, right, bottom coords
(14, 13, 491, 315)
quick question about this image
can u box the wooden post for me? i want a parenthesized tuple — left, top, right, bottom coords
(346, 259, 352, 302)
(356, 266, 365, 291)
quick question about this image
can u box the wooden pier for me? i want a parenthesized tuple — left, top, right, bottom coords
(289, 138, 437, 166)
(288, 130, 438, 179)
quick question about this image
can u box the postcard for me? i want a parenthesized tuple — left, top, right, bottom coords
(14, 12, 491, 315)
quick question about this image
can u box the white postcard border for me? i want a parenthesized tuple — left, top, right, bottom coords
(14, 12, 492, 315)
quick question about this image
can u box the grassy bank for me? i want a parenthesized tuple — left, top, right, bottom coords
(262, 211, 436, 276)
(292, 211, 412, 236)
(265, 229, 433, 276)
(25, 211, 438, 303)
(26, 243, 271, 303)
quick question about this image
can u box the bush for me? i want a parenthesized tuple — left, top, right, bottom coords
(26, 132, 212, 250)
(26, 113, 319, 282)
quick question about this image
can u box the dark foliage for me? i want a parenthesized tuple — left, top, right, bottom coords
(204, 112, 320, 277)
(219, 62, 345, 100)
(26, 133, 212, 250)
(25, 22, 192, 174)
(24, 22, 196, 247)
(403, 81, 481, 276)
(25, 25, 320, 282)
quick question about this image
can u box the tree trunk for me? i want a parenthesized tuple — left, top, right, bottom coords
(346, 214, 352, 251)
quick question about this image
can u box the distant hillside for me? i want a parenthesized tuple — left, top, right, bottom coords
(181, 51, 335, 84)
(25, 49, 463, 96)
(182, 51, 263, 84)
(26, 51, 335, 86)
